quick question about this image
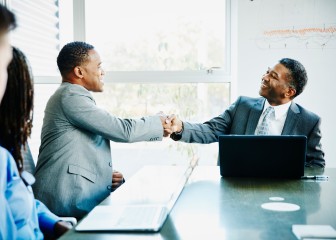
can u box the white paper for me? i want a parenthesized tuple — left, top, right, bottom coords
(292, 225, 336, 239)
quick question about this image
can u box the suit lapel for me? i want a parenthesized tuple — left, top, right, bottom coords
(245, 98, 264, 134)
(281, 102, 300, 135)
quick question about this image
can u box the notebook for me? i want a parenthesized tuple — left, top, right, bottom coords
(219, 135, 307, 179)
(75, 164, 196, 232)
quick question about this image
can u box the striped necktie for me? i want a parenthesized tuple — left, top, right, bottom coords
(255, 106, 275, 135)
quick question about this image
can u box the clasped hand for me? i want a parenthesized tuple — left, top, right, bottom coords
(157, 112, 183, 137)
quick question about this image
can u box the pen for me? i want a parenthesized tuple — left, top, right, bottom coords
(301, 175, 329, 180)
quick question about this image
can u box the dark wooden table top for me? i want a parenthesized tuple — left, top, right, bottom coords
(60, 166, 335, 240)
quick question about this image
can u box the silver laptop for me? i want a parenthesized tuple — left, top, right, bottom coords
(75, 163, 196, 232)
(219, 135, 307, 179)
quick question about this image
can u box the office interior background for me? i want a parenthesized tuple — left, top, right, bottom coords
(4, 0, 336, 178)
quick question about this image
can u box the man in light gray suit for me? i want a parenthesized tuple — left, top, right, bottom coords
(33, 42, 173, 219)
(168, 58, 325, 168)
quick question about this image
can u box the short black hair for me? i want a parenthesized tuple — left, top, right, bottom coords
(57, 41, 94, 77)
(279, 58, 307, 98)
(0, 4, 16, 33)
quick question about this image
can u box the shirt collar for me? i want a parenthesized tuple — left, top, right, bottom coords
(263, 100, 292, 120)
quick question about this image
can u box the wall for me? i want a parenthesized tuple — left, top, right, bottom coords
(233, 0, 336, 166)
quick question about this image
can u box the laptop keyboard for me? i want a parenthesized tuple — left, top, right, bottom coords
(75, 166, 194, 231)
(117, 205, 162, 226)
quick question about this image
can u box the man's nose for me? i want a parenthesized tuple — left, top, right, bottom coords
(262, 73, 270, 81)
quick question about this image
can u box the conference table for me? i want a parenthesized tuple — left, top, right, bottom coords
(60, 166, 336, 240)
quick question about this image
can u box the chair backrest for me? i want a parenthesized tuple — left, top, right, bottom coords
(22, 144, 36, 174)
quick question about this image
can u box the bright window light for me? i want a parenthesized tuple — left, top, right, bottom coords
(85, 0, 227, 71)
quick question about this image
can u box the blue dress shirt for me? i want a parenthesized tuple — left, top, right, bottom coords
(0, 146, 60, 239)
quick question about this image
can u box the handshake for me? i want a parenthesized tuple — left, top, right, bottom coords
(158, 112, 183, 137)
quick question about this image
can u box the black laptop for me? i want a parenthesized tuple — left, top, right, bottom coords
(219, 135, 307, 179)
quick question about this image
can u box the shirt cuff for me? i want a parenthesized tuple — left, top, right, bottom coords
(170, 132, 182, 141)
(170, 121, 184, 141)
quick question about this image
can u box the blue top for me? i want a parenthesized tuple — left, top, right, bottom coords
(0, 146, 60, 239)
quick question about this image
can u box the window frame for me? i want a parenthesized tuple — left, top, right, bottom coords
(34, 0, 232, 85)
(6, 0, 232, 85)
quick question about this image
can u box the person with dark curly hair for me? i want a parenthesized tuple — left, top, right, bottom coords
(0, 46, 72, 239)
(168, 58, 325, 168)
(0, 4, 71, 238)
(0, 5, 16, 239)
(33, 41, 174, 220)
(0, 47, 34, 171)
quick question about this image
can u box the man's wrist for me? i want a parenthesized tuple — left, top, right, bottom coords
(170, 121, 184, 141)
(175, 121, 184, 134)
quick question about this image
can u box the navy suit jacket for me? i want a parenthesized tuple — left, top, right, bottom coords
(173, 96, 325, 167)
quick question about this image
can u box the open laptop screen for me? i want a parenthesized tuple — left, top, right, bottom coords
(219, 135, 307, 179)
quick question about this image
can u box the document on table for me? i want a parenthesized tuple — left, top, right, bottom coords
(292, 225, 336, 239)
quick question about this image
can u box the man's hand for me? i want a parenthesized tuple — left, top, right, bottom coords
(53, 220, 72, 238)
(163, 114, 183, 137)
(170, 115, 183, 134)
(158, 112, 174, 137)
(157, 112, 183, 137)
(112, 170, 124, 191)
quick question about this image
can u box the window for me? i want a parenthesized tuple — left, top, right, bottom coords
(85, 0, 228, 72)
(83, 0, 232, 177)
(9, 0, 61, 76)
(29, 84, 59, 161)
(7, 0, 73, 159)
(84, 0, 230, 83)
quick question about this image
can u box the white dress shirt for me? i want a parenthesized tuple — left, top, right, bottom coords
(256, 101, 292, 135)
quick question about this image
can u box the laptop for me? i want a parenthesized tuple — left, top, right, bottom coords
(219, 135, 307, 179)
(75, 163, 196, 232)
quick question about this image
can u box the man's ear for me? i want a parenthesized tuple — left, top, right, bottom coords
(286, 87, 296, 99)
(73, 66, 83, 79)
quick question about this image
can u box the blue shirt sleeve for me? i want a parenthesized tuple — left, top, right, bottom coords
(35, 199, 60, 235)
(0, 147, 17, 240)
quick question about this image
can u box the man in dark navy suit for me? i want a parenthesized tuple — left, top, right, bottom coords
(168, 58, 324, 168)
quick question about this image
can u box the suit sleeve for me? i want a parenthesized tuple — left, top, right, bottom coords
(171, 97, 240, 143)
(61, 90, 163, 143)
(306, 118, 325, 167)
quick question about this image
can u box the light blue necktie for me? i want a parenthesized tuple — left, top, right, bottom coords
(255, 106, 275, 135)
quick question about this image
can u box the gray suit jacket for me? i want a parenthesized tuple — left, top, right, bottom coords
(172, 96, 325, 167)
(33, 82, 163, 219)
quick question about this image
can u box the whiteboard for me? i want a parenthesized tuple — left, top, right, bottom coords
(254, 0, 336, 49)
